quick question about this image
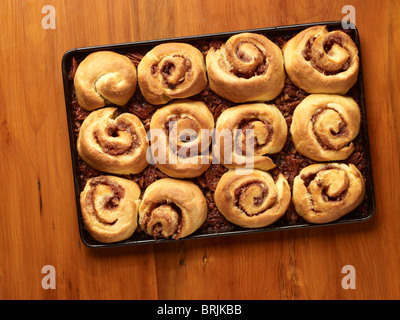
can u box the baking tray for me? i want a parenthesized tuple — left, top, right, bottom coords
(62, 21, 375, 248)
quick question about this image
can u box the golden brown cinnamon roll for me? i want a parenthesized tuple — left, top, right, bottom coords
(138, 178, 207, 239)
(290, 94, 361, 161)
(77, 107, 149, 174)
(149, 100, 214, 178)
(206, 33, 285, 103)
(214, 169, 291, 228)
(74, 51, 137, 111)
(292, 163, 365, 224)
(137, 43, 207, 105)
(215, 103, 287, 171)
(80, 175, 141, 243)
(283, 26, 359, 94)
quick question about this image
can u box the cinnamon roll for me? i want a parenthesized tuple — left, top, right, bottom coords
(138, 178, 207, 239)
(80, 175, 141, 243)
(290, 94, 361, 161)
(74, 51, 137, 111)
(214, 169, 291, 228)
(292, 163, 365, 224)
(283, 25, 359, 94)
(77, 107, 149, 174)
(215, 103, 287, 171)
(206, 33, 285, 103)
(137, 43, 208, 105)
(149, 99, 214, 178)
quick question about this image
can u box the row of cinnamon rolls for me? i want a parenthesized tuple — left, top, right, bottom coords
(74, 25, 359, 111)
(81, 162, 365, 243)
(77, 94, 362, 177)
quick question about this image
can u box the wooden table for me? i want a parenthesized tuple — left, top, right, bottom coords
(1, 0, 399, 300)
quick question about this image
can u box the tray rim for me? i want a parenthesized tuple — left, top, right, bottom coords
(61, 20, 376, 249)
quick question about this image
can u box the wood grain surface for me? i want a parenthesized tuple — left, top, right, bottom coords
(0, 0, 399, 300)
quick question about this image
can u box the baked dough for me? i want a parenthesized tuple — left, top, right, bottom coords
(206, 33, 285, 103)
(138, 178, 207, 239)
(77, 107, 149, 174)
(80, 175, 141, 243)
(138, 42, 207, 105)
(283, 25, 359, 94)
(290, 94, 361, 161)
(149, 99, 214, 178)
(292, 163, 365, 224)
(74, 51, 137, 111)
(214, 169, 291, 228)
(215, 103, 287, 171)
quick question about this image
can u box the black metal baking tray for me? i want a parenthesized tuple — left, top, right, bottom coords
(62, 21, 375, 248)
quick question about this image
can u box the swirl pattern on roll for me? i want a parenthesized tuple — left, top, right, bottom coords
(149, 100, 214, 178)
(283, 25, 359, 94)
(214, 169, 291, 228)
(292, 163, 365, 224)
(137, 43, 208, 105)
(215, 103, 287, 171)
(74, 51, 137, 111)
(206, 33, 285, 103)
(77, 107, 149, 174)
(80, 175, 141, 243)
(138, 178, 207, 239)
(290, 94, 361, 161)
